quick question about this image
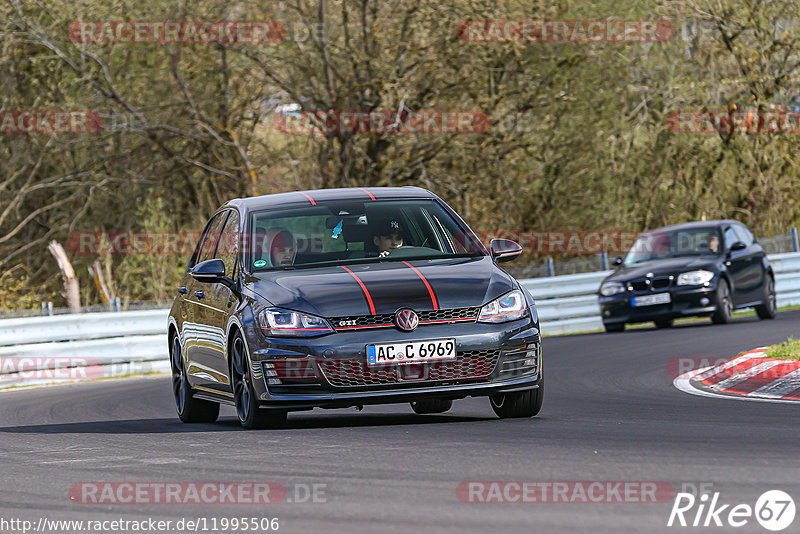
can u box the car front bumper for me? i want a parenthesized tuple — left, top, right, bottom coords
(246, 316, 541, 409)
(598, 283, 718, 325)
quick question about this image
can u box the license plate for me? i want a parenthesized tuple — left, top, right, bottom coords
(631, 293, 671, 307)
(366, 339, 456, 366)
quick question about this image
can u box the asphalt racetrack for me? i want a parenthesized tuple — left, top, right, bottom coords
(1, 311, 799, 533)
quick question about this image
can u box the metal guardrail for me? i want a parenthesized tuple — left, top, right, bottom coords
(1, 252, 798, 388)
(0, 309, 169, 389)
(521, 252, 800, 335)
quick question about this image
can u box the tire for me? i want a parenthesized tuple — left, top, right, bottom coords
(170, 334, 220, 423)
(230, 332, 287, 430)
(410, 399, 453, 414)
(654, 318, 673, 329)
(755, 275, 777, 320)
(711, 279, 733, 324)
(604, 322, 625, 333)
(490, 380, 544, 419)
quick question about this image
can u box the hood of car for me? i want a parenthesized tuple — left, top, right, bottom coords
(605, 256, 720, 282)
(245, 256, 516, 317)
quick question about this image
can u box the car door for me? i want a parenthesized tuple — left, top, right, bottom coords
(201, 209, 241, 395)
(184, 211, 228, 387)
(733, 223, 765, 303)
(722, 225, 751, 306)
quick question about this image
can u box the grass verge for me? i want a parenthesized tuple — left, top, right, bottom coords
(765, 337, 800, 361)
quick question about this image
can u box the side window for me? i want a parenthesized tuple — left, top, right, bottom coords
(723, 227, 739, 250)
(188, 213, 219, 269)
(197, 212, 229, 264)
(734, 224, 754, 246)
(217, 211, 240, 278)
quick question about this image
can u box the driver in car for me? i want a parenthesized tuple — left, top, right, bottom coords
(373, 219, 405, 257)
(708, 234, 720, 254)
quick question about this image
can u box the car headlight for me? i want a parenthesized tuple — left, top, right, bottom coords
(258, 309, 333, 337)
(600, 282, 625, 296)
(478, 290, 528, 323)
(677, 270, 715, 286)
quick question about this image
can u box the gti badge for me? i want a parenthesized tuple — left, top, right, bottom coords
(395, 309, 419, 331)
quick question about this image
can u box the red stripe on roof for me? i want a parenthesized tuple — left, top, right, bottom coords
(297, 191, 317, 205)
(401, 260, 439, 310)
(357, 187, 376, 200)
(339, 266, 376, 315)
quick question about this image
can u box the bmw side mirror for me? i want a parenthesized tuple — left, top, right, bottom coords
(612, 256, 623, 267)
(730, 241, 746, 252)
(490, 239, 523, 263)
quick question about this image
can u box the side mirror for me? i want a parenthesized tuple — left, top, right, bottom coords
(612, 256, 624, 267)
(190, 259, 240, 297)
(190, 258, 226, 282)
(730, 241, 746, 252)
(490, 239, 522, 263)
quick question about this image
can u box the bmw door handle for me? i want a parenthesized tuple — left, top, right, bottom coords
(177, 286, 188, 295)
(194, 290, 206, 299)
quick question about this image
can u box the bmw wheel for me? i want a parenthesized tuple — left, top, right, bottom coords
(755, 275, 777, 320)
(711, 279, 732, 324)
(231, 332, 287, 430)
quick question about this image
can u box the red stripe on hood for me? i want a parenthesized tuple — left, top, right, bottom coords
(401, 261, 439, 310)
(339, 265, 376, 315)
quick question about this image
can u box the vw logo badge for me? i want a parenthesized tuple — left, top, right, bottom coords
(395, 309, 419, 332)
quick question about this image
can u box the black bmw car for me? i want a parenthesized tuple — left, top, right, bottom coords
(598, 220, 777, 332)
(168, 187, 543, 428)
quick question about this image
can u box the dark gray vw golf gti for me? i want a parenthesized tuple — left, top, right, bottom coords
(168, 187, 543, 428)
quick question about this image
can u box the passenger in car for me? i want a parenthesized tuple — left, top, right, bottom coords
(263, 228, 296, 266)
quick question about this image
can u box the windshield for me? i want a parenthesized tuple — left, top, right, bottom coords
(623, 227, 722, 265)
(247, 199, 485, 271)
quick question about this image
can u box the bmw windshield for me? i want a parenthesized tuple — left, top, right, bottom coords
(623, 227, 722, 266)
(247, 199, 486, 271)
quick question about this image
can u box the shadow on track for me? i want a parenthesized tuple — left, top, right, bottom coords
(0, 413, 493, 434)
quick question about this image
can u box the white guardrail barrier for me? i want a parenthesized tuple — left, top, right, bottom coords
(0, 309, 170, 389)
(0, 251, 798, 388)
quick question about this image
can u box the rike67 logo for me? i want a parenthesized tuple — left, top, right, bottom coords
(668, 490, 795, 531)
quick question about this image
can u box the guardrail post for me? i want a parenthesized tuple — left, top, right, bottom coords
(544, 257, 555, 277)
(599, 252, 609, 271)
(791, 227, 799, 253)
(113, 297, 121, 312)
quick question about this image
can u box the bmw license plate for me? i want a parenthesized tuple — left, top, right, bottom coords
(366, 339, 456, 367)
(631, 293, 671, 307)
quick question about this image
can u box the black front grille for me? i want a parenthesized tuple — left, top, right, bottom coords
(318, 349, 501, 388)
(331, 307, 480, 332)
(628, 277, 672, 292)
(630, 280, 649, 291)
(651, 277, 672, 290)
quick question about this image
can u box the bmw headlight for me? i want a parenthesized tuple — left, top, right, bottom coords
(677, 270, 715, 286)
(478, 290, 528, 323)
(599, 282, 625, 296)
(258, 309, 333, 337)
